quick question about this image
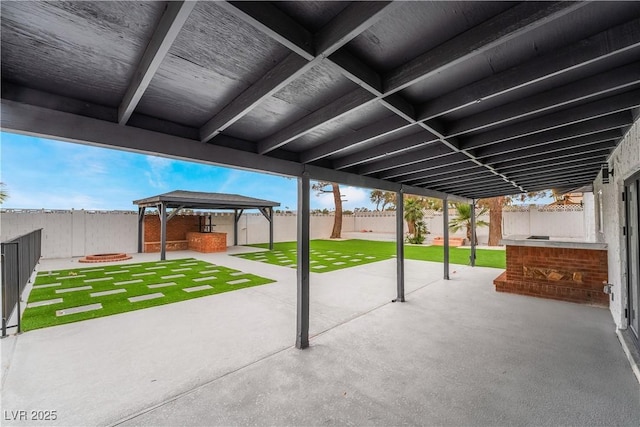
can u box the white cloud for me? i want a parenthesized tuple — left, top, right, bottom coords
(144, 156, 172, 189)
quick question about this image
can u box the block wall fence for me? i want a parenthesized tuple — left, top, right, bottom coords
(1, 204, 591, 259)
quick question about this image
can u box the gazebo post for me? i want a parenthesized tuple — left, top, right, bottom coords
(470, 199, 477, 267)
(159, 202, 167, 261)
(394, 188, 405, 302)
(443, 197, 450, 280)
(233, 209, 238, 246)
(268, 207, 274, 250)
(296, 173, 310, 349)
(137, 206, 146, 253)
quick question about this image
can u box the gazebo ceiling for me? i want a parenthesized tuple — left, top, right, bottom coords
(2, 1, 639, 200)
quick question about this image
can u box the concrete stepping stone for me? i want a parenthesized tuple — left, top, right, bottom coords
(161, 274, 185, 279)
(124, 265, 142, 268)
(229, 271, 246, 276)
(325, 258, 336, 261)
(183, 285, 213, 293)
(312, 265, 327, 269)
(199, 270, 219, 274)
(129, 293, 164, 302)
(90, 289, 126, 297)
(317, 254, 326, 258)
(333, 262, 346, 266)
(351, 259, 361, 262)
(146, 266, 166, 270)
(279, 260, 289, 263)
(132, 272, 156, 277)
(84, 277, 113, 283)
(355, 253, 365, 256)
(56, 286, 92, 294)
(365, 256, 376, 259)
(59, 275, 86, 280)
(171, 268, 192, 272)
(156, 261, 175, 265)
(340, 255, 351, 258)
(148, 282, 177, 289)
(109, 270, 130, 275)
(41, 272, 59, 276)
(193, 276, 217, 282)
(56, 303, 102, 316)
(80, 268, 103, 273)
(114, 279, 143, 286)
(33, 282, 61, 289)
(310, 260, 318, 264)
(179, 262, 198, 266)
(28, 298, 63, 308)
(228, 279, 250, 285)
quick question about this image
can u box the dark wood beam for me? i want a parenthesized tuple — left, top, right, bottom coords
(314, 1, 398, 57)
(118, 1, 196, 125)
(300, 115, 412, 164)
(474, 120, 628, 160)
(408, 167, 491, 186)
(258, 89, 376, 154)
(357, 143, 455, 175)
(505, 161, 605, 180)
(200, 53, 312, 142)
(384, 1, 587, 94)
(217, 1, 314, 59)
(396, 162, 484, 183)
(332, 131, 438, 170)
(428, 180, 517, 194)
(461, 92, 640, 150)
(514, 170, 600, 186)
(376, 153, 471, 180)
(447, 63, 640, 137)
(494, 149, 614, 173)
(416, 18, 640, 121)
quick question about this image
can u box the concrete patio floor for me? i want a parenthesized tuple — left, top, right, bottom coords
(1, 248, 638, 426)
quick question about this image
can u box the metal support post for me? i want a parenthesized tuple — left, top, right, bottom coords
(137, 207, 146, 253)
(394, 188, 405, 302)
(159, 203, 167, 261)
(470, 199, 477, 267)
(443, 197, 450, 280)
(296, 173, 310, 349)
(268, 207, 274, 250)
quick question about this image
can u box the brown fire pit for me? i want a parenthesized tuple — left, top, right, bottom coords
(78, 253, 132, 263)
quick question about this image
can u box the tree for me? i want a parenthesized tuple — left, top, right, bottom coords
(448, 203, 489, 243)
(370, 190, 384, 211)
(403, 197, 424, 235)
(0, 182, 7, 204)
(312, 181, 342, 238)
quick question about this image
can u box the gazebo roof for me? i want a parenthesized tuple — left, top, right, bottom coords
(133, 190, 280, 210)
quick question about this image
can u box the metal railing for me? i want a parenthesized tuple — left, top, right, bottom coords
(1, 229, 42, 337)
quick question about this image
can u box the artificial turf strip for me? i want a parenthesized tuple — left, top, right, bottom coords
(236, 239, 506, 270)
(22, 258, 275, 331)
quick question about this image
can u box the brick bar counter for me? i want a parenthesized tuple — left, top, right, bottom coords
(493, 237, 608, 306)
(186, 232, 227, 253)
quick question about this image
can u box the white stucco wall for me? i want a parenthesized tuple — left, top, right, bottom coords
(593, 116, 640, 329)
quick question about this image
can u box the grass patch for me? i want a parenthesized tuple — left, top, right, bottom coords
(23, 258, 274, 331)
(235, 239, 505, 270)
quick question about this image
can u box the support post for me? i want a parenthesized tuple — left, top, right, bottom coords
(159, 203, 167, 261)
(296, 173, 310, 349)
(233, 209, 238, 246)
(268, 207, 274, 250)
(137, 207, 146, 253)
(395, 188, 405, 302)
(470, 199, 477, 267)
(443, 197, 450, 280)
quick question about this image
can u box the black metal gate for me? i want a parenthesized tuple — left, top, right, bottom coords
(1, 229, 42, 337)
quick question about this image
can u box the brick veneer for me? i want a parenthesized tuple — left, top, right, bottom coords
(143, 215, 227, 253)
(186, 232, 227, 253)
(494, 245, 609, 306)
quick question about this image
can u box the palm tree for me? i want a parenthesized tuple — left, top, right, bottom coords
(0, 182, 7, 204)
(370, 190, 384, 211)
(404, 197, 425, 235)
(449, 203, 489, 243)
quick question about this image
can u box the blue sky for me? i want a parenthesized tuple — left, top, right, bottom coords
(0, 132, 374, 211)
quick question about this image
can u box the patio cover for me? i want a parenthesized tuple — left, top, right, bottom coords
(2, 1, 640, 348)
(133, 190, 280, 259)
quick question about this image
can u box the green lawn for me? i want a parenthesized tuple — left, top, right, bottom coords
(235, 239, 505, 270)
(23, 258, 274, 331)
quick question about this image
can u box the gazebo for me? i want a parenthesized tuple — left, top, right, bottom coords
(133, 190, 280, 260)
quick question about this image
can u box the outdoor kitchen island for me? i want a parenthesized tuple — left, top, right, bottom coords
(493, 236, 609, 306)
